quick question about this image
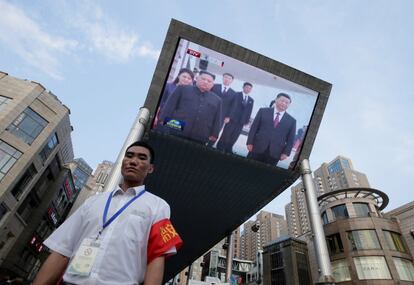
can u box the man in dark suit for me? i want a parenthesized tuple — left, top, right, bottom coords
(247, 93, 296, 166)
(217, 82, 254, 153)
(159, 71, 222, 145)
(211, 73, 236, 126)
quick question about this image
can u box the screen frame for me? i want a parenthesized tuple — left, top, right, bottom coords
(144, 19, 331, 172)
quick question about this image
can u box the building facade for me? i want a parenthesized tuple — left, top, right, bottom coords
(319, 188, 414, 284)
(285, 155, 414, 283)
(385, 201, 414, 260)
(262, 236, 312, 285)
(0, 72, 75, 280)
(241, 211, 288, 261)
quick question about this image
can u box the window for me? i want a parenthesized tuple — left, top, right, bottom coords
(328, 159, 342, 174)
(0, 202, 9, 222)
(7, 107, 48, 145)
(11, 164, 37, 200)
(383, 231, 407, 252)
(354, 203, 370, 217)
(326, 233, 344, 255)
(332, 204, 349, 219)
(271, 251, 283, 269)
(271, 268, 285, 285)
(353, 256, 391, 280)
(0, 140, 22, 181)
(0, 95, 11, 112)
(17, 194, 40, 223)
(322, 211, 329, 224)
(393, 257, 414, 282)
(331, 259, 351, 282)
(296, 251, 311, 285)
(39, 133, 59, 162)
(348, 230, 381, 250)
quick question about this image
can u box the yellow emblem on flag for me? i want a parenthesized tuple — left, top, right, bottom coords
(160, 223, 178, 243)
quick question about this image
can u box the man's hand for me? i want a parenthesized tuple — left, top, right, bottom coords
(280, 154, 289, 161)
(209, 136, 217, 142)
(247, 144, 253, 152)
(224, 117, 230, 124)
(144, 256, 165, 285)
(32, 251, 69, 285)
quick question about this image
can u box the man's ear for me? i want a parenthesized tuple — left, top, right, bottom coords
(147, 164, 154, 174)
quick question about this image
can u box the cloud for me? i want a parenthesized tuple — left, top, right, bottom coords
(0, 0, 78, 79)
(69, 1, 160, 62)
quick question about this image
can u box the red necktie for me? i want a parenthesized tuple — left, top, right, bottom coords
(273, 112, 280, 128)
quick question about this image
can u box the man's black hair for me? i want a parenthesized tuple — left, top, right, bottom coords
(243, 82, 253, 87)
(125, 141, 155, 163)
(223, 72, 234, 79)
(276, 92, 292, 102)
(199, 70, 216, 80)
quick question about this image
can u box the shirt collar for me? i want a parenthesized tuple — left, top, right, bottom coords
(274, 108, 285, 117)
(113, 184, 145, 197)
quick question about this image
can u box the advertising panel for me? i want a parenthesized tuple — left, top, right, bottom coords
(152, 38, 318, 169)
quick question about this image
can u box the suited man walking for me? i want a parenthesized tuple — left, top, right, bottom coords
(247, 93, 296, 166)
(211, 73, 236, 127)
(217, 82, 254, 153)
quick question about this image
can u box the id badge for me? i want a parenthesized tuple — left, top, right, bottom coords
(67, 238, 100, 276)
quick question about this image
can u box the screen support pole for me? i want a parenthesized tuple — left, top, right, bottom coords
(225, 233, 234, 282)
(102, 107, 150, 193)
(300, 159, 335, 284)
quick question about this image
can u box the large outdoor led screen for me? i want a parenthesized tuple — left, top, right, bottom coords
(152, 38, 318, 169)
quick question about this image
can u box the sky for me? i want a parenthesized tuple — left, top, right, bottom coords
(1, 0, 413, 217)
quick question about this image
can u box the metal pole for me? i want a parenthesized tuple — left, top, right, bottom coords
(300, 159, 335, 284)
(225, 233, 234, 282)
(102, 107, 150, 193)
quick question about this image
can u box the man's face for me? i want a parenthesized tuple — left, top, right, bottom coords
(196, 73, 215, 92)
(121, 146, 154, 185)
(243, 85, 252, 94)
(222, 74, 233, 86)
(275, 96, 291, 112)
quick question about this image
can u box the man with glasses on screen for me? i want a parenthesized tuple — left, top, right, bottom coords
(247, 93, 296, 166)
(159, 70, 223, 145)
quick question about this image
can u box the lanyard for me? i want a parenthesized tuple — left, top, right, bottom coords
(96, 189, 146, 239)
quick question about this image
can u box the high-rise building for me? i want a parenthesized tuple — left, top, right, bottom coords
(313, 155, 370, 194)
(67, 160, 113, 216)
(285, 182, 310, 237)
(66, 158, 93, 193)
(0, 71, 74, 280)
(177, 227, 241, 285)
(240, 211, 288, 261)
(285, 156, 371, 238)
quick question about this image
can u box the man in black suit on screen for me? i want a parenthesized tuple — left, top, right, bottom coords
(247, 93, 296, 166)
(217, 82, 254, 153)
(211, 73, 236, 126)
(159, 71, 222, 145)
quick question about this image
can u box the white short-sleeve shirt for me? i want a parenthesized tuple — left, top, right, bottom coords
(44, 185, 175, 285)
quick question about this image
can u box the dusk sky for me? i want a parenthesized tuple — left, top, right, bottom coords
(1, 0, 413, 217)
